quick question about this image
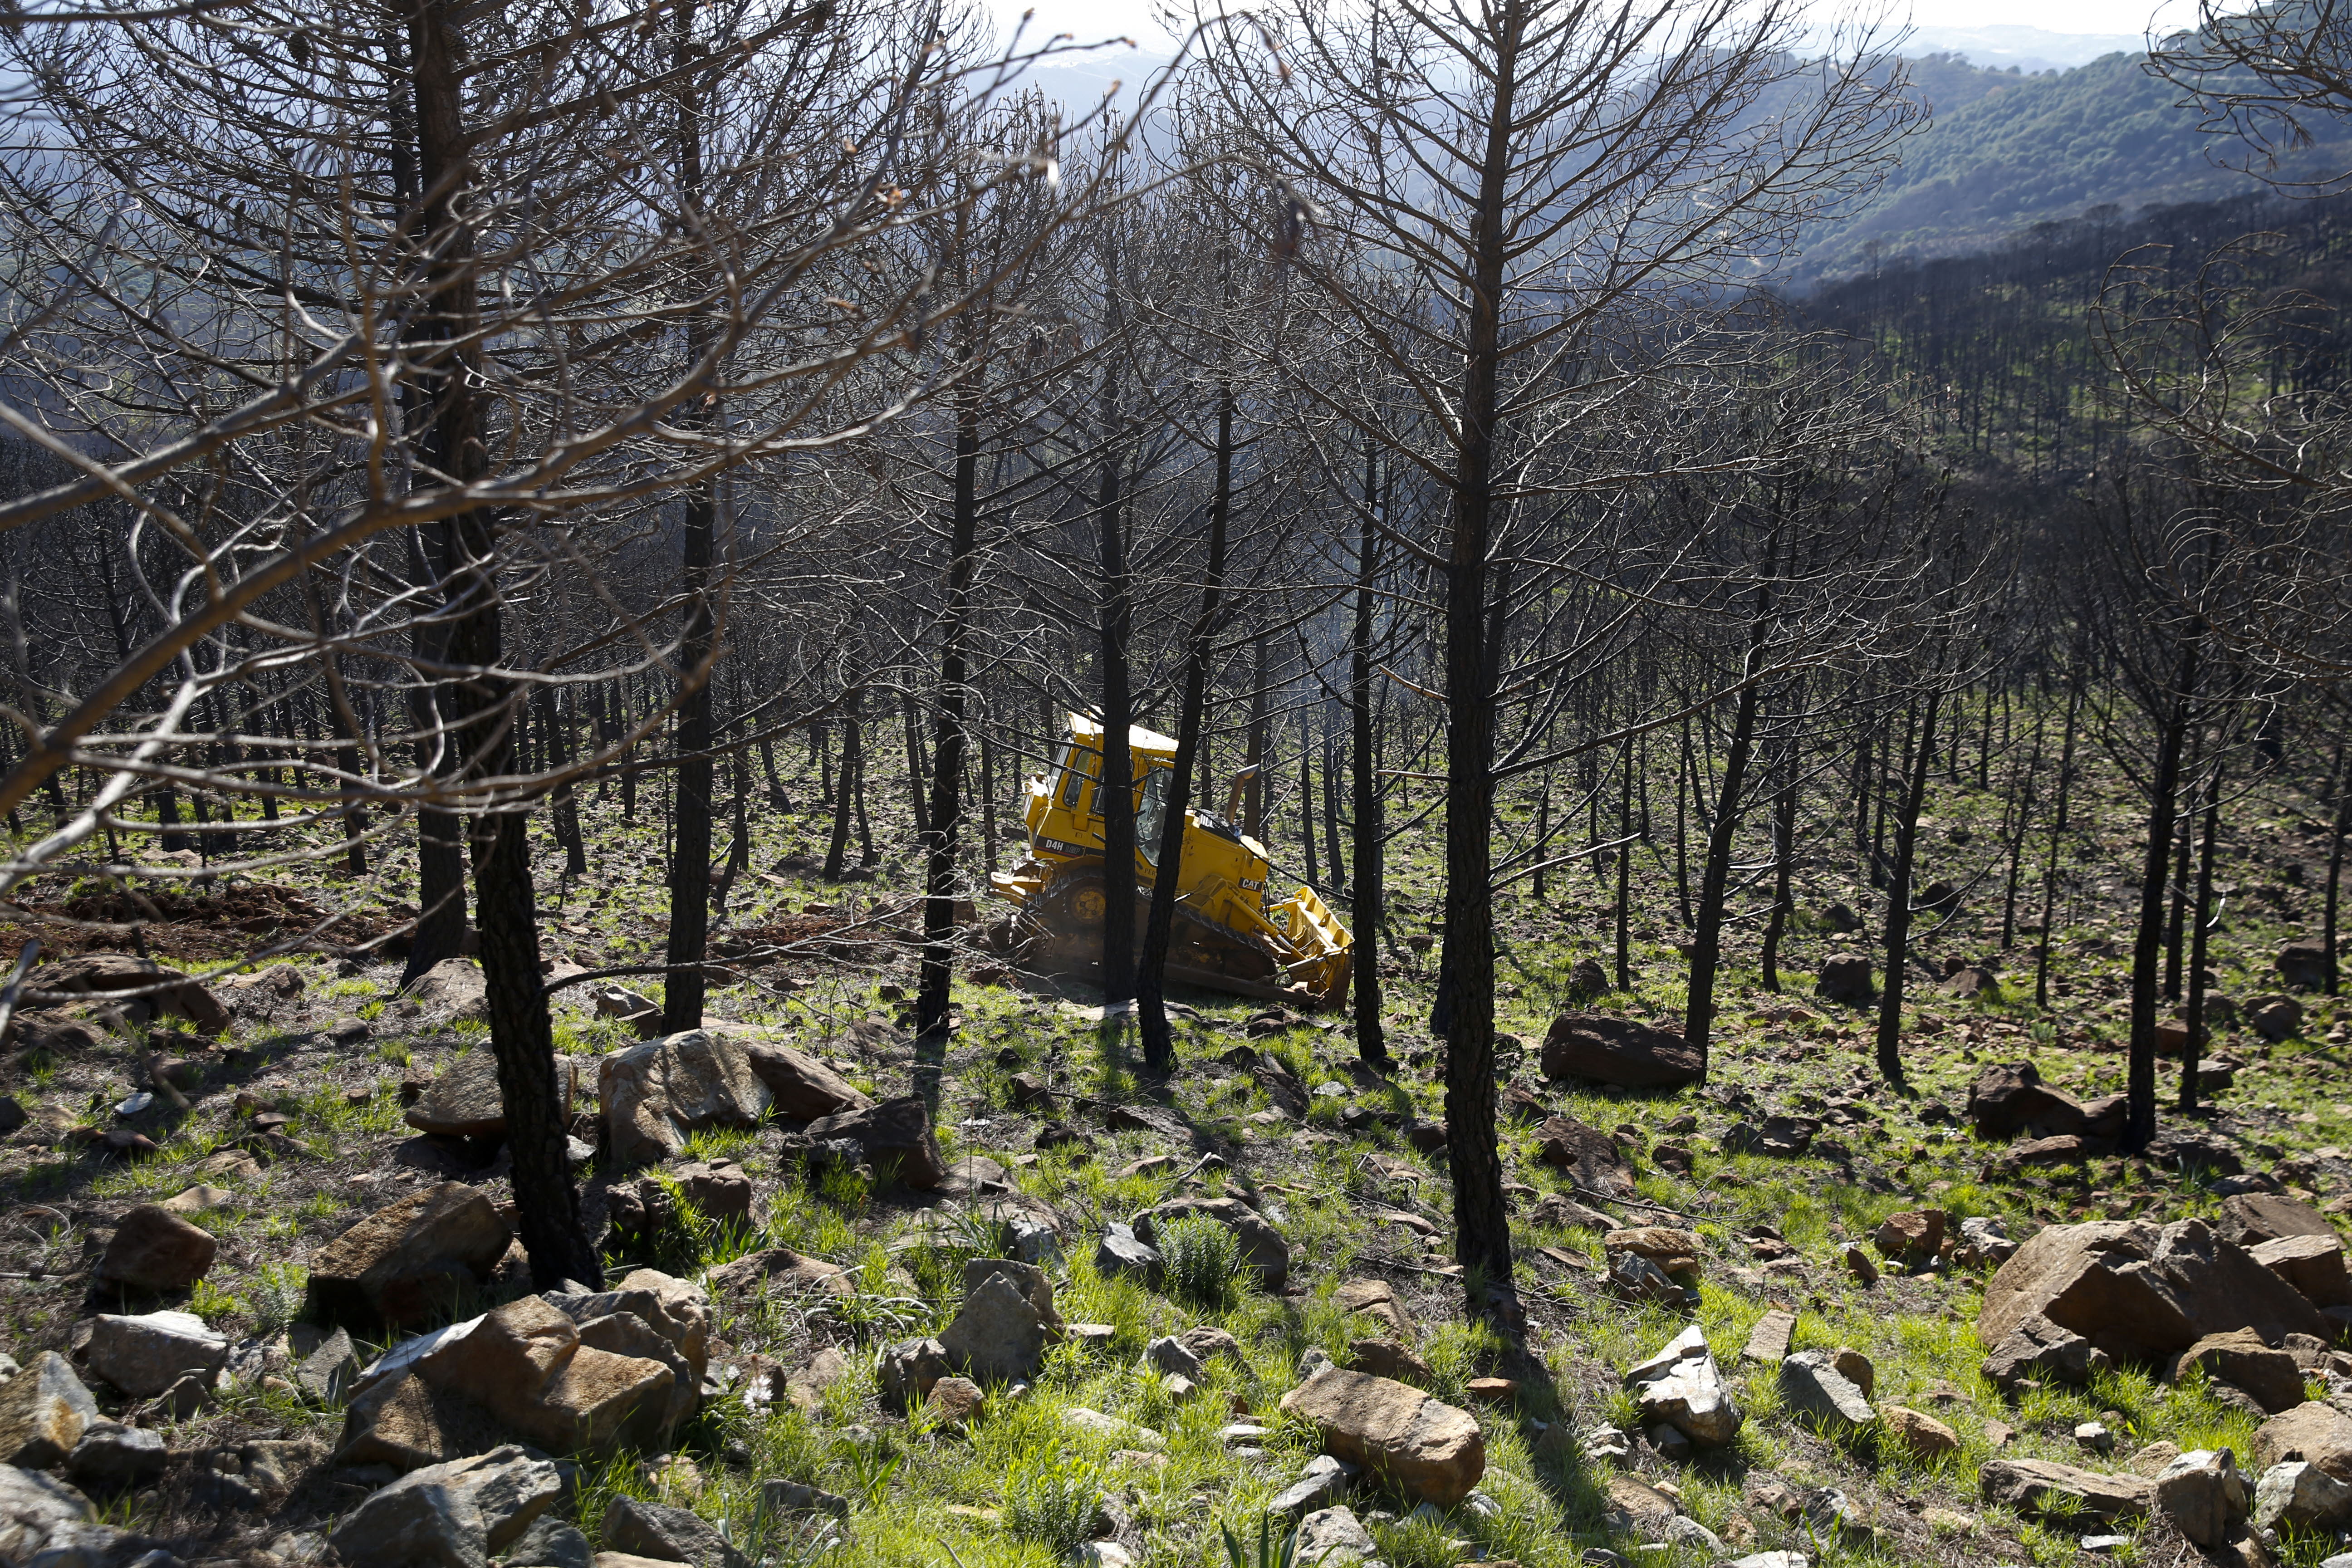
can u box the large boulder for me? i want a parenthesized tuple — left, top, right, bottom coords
(1979, 1218, 2328, 1364)
(31, 951, 229, 1034)
(95, 1204, 217, 1292)
(1966, 1061, 2115, 1141)
(2251, 1233, 2352, 1308)
(1818, 952, 1873, 1003)
(938, 1260, 1060, 1384)
(2171, 1329, 2306, 1414)
(1529, 1114, 1637, 1197)
(338, 1366, 512, 1472)
(2254, 1461, 2352, 1531)
(800, 1096, 946, 1188)
(329, 1445, 561, 1568)
(2253, 1402, 2352, 1483)
(1779, 1351, 1875, 1435)
(84, 1309, 229, 1397)
(405, 1051, 565, 1139)
(1979, 1458, 2153, 1521)
(1539, 1014, 1702, 1089)
(304, 1183, 514, 1332)
(2219, 1193, 2337, 1249)
(602, 1497, 749, 1568)
(599, 1030, 771, 1169)
(1279, 1367, 1485, 1508)
(416, 1297, 678, 1455)
(2278, 938, 2331, 990)
(2154, 1450, 2249, 1546)
(0, 1465, 95, 1563)
(1624, 1326, 1741, 1448)
(1135, 1198, 1290, 1289)
(0, 1352, 98, 1468)
(709, 1027, 872, 1121)
(545, 1271, 713, 1381)
(404, 958, 490, 1024)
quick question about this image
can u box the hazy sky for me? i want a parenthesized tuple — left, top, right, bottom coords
(987, 0, 2202, 54)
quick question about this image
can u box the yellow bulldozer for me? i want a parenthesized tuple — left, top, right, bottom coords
(986, 713, 1352, 1007)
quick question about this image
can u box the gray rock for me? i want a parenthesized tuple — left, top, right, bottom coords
(759, 1480, 848, 1519)
(1143, 1337, 1205, 1380)
(0, 1465, 95, 1563)
(2255, 1460, 2352, 1531)
(1093, 1225, 1162, 1285)
(800, 1097, 947, 1189)
(86, 1312, 229, 1399)
(65, 1425, 167, 1490)
(0, 1354, 99, 1467)
(328, 1446, 560, 1568)
(598, 1030, 771, 1170)
(601, 1497, 748, 1568)
(1293, 1505, 1379, 1567)
(940, 1274, 1050, 1384)
(2153, 1449, 2247, 1547)
(1623, 1326, 1742, 1448)
(295, 1328, 358, 1406)
(1607, 1250, 1685, 1305)
(1728, 1555, 1809, 1568)
(573, 1313, 697, 1435)
(1665, 1516, 1725, 1555)
(1779, 1351, 1875, 1433)
(1005, 1215, 1061, 1267)
(1269, 1455, 1357, 1519)
(876, 1338, 949, 1415)
(502, 1515, 591, 1568)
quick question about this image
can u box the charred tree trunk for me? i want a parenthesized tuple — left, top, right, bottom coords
(1684, 561, 1775, 1083)
(1876, 690, 1941, 1088)
(917, 370, 982, 1045)
(661, 11, 716, 1037)
(2127, 631, 2200, 1152)
(1350, 444, 1386, 1067)
(824, 688, 862, 882)
(2036, 670, 2084, 1009)
(411, 0, 598, 1288)
(1139, 377, 1234, 1071)
(1437, 34, 1520, 1320)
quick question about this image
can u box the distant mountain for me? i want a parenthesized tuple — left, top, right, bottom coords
(1903, 23, 2144, 74)
(1793, 44, 2352, 286)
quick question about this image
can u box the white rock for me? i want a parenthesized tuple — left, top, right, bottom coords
(84, 1311, 228, 1398)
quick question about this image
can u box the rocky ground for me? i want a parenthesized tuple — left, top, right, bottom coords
(2, 755, 2352, 1568)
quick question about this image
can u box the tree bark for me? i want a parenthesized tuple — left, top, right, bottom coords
(1876, 690, 1941, 1087)
(1095, 248, 1137, 1005)
(661, 6, 715, 1037)
(1684, 566, 1774, 1082)
(1139, 377, 1233, 1071)
(411, 0, 598, 1287)
(1437, 12, 1520, 1317)
(917, 369, 981, 1044)
(2036, 670, 2084, 1009)
(824, 688, 862, 881)
(1351, 444, 1385, 1066)
(2127, 631, 2199, 1151)
(2181, 764, 2221, 1113)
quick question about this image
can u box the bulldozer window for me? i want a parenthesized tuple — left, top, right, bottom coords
(1057, 742, 1090, 811)
(1136, 767, 1171, 866)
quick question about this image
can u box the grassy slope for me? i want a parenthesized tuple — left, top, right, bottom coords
(0, 716, 2346, 1568)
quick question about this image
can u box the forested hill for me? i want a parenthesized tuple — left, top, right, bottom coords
(1794, 46, 2352, 286)
(1790, 192, 2352, 492)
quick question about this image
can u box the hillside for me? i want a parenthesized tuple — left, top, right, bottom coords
(1797, 46, 2352, 286)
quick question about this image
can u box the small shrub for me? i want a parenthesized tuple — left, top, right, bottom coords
(1161, 1213, 1244, 1307)
(1002, 1450, 1104, 1554)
